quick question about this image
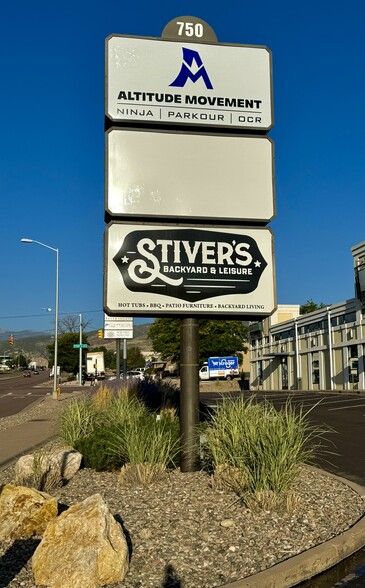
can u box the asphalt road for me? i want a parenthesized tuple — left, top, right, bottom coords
(202, 389, 365, 486)
(0, 372, 55, 418)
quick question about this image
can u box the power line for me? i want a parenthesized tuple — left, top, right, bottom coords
(0, 309, 102, 320)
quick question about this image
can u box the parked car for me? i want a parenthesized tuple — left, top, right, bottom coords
(120, 370, 145, 381)
(23, 371, 31, 378)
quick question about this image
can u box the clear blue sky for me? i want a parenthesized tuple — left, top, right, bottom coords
(0, 0, 364, 335)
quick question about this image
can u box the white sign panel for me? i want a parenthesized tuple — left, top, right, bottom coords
(106, 36, 273, 131)
(104, 329, 133, 339)
(106, 129, 275, 223)
(104, 314, 133, 339)
(104, 222, 276, 318)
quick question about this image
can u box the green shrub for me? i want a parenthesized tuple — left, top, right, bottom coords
(74, 426, 123, 471)
(134, 378, 180, 413)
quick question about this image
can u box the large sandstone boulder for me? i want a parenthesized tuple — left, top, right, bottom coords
(15, 449, 82, 487)
(0, 484, 58, 540)
(32, 493, 129, 588)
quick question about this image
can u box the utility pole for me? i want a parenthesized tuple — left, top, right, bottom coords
(79, 314, 83, 385)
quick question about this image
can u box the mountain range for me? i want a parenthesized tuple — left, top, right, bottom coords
(0, 323, 152, 360)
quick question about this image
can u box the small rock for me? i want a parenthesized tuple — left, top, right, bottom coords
(139, 527, 152, 539)
(220, 519, 235, 528)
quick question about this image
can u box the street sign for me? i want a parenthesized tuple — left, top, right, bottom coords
(106, 35, 273, 131)
(106, 129, 275, 223)
(104, 221, 276, 318)
(73, 344, 88, 349)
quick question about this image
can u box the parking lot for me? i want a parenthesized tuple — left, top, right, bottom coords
(203, 389, 365, 486)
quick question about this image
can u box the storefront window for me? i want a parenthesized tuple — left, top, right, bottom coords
(349, 345, 359, 384)
(312, 354, 320, 385)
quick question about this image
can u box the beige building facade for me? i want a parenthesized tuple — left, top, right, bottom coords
(249, 241, 365, 392)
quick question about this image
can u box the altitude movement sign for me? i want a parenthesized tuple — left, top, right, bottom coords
(106, 35, 273, 131)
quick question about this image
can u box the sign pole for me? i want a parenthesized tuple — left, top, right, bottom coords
(79, 313, 82, 385)
(180, 317, 200, 472)
(123, 338, 127, 376)
(116, 338, 121, 379)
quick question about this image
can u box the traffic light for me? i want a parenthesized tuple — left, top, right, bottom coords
(9, 335, 13, 345)
(97, 329, 103, 339)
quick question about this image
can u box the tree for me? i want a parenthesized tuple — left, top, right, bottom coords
(126, 346, 145, 370)
(148, 318, 248, 364)
(300, 299, 327, 315)
(147, 319, 182, 360)
(47, 332, 89, 373)
(58, 315, 92, 335)
(199, 320, 248, 362)
(15, 353, 27, 368)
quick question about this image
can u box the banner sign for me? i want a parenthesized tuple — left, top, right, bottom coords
(104, 222, 276, 317)
(106, 35, 273, 131)
(106, 128, 275, 223)
(208, 356, 238, 371)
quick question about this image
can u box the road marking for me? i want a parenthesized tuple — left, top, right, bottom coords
(299, 397, 365, 409)
(328, 404, 365, 411)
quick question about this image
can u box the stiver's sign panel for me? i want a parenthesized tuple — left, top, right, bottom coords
(106, 129, 275, 223)
(104, 222, 276, 317)
(106, 36, 273, 131)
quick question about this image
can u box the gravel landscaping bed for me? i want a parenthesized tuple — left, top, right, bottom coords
(1, 395, 365, 588)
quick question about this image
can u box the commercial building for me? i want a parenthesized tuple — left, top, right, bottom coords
(249, 241, 365, 392)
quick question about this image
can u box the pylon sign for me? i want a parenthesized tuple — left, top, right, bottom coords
(104, 16, 277, 320)
(106, 35, 273, 131)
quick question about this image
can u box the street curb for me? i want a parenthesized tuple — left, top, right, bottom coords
(220, 468, 365, 588)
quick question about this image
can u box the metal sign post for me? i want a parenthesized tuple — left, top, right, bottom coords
(116, 338, 121, 379)
(180, 317, 200, 471)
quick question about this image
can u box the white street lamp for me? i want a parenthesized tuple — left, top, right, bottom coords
(21, 238, 59, 399)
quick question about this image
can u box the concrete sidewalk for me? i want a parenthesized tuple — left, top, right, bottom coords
(0, 390, 85, 471)
(0, 417, 56, 470)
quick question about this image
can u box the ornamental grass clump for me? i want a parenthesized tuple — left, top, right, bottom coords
(59, 384, 181, 476)
(60, 397, 95, 447)
(205, 397, 331, 508)
(15, 449, 63, 493)
(110, 412, 181, 484)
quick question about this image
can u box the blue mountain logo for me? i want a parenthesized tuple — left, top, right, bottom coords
(170, 47, 213, 89)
